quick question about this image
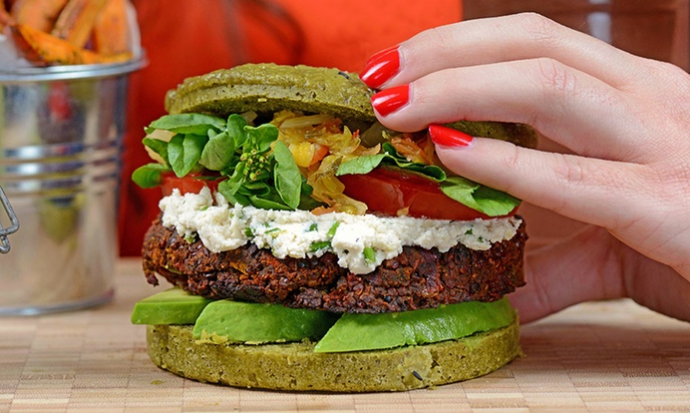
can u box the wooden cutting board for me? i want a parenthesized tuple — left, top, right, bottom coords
(1, 258, 689, 413)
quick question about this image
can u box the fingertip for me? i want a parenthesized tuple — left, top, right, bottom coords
(428, 124, 474, 148)
(360, 45, 401, 89)
(370, 85, 410, 118)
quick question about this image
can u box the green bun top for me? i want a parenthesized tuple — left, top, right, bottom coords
(165, 63, 538, 149)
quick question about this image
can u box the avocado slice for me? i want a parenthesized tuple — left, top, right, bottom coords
(131, 288, 213, 325)
(192, 300, 340, 345)
(314, 298, 516, 353)
(132, 289, 515, 351)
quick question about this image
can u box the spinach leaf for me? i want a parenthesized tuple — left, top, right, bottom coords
(336, 144, 445, 181)
(168, 134, 208, 178)
(272, 141, 301, 209)
(335, 154, 386, 176)
(220, 163, 246, 196)
(381, 143, 446, 181)
(246, 123, 279, 153)
(199, 130, 235, 171)
(166, 135, 185, 177)
(299, 192, 324, 210)
(249, 194, 292, 211)
(300, 175, 313, 196)
(226, 114, 248, 149)
(391, 161, 446, 181)
(146, 114, 226, 135)
(142, 137, 169, 165)
(131, 163, 170, 188)
(240, 180, 271, 196)
(440, 176, 520, 217)
(218, 171, 250, 206)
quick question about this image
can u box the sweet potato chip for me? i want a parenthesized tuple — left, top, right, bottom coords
(11, 23, 131, 65)
(10, 0, 69, 32)
(51, 0, 108, 48)
(92, 0, 130, 55)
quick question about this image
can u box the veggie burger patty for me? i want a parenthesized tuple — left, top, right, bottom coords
(143, 216, 527, 313)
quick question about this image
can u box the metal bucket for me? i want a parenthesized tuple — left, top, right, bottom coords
(0, 58, 145, 315)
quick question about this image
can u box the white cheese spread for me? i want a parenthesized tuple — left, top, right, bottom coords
(160, 188, 522, 274)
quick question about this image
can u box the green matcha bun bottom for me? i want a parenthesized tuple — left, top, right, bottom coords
(145, 320, 520, 392)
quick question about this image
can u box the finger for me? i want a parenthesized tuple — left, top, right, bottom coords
(372, 60, 648, 162)
(509, 226, 625, 323)
(363, 13, 639, 90)
(511, 225, 690, 324)
(432, 130, 647, 229)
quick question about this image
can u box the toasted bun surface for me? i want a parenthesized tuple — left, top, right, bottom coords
(146, 320, 520, 392)
(164, 63, 538, 149)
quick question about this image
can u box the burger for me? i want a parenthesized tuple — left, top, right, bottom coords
(130, 63, 537, 392)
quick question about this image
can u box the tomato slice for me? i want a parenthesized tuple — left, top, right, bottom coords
(161, 173, 223, 196)
(339, 168, 514, 221)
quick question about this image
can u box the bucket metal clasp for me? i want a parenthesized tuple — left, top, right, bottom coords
(0, 185, 19, 254)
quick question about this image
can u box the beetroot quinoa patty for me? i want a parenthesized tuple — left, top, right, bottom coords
(142, 217, 527, 314)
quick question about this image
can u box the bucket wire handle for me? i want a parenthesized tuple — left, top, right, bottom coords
(0, 185, 19, 254)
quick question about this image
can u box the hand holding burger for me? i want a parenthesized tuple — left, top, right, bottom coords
(359, 13, 690, 324)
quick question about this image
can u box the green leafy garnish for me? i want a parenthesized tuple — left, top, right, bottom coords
(199, 130, 235, 171)
(310, 241, 331, 252)
(337, 142, 519, 217)
(327, 221, 340, 238)
(135, 112, 520, 217)
(226, 114, 249, 148)
(440, 177, 521, 217)
(168, 134, 207, 178)
(131, 163, 170, 188)
(363, 246, 376, 263)
(142, 137, 169, 164)
(336, 154, 387, 176)
(135, 112, 316, 211)
(336, 143, 445, 181)
(273, 141, 301, 209)
(249, 193, 293, 211)
(145, 113, 226, 135)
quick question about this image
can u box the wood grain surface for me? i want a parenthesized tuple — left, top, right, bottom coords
(1, 258, 690, 413)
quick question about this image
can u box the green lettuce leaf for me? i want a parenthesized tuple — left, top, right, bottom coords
(142, 137, 169, 165)
(336, 143, 445, 181)
(272, 141, 302, 209)
(335, 154, 386, 176)
(131, 163, 170, 188)
(440, 177, 520, 217)
(199, 130, 235, 171)
(167, 134, 208, 178)
(246, 123, 279, 153)
(146, 114, 225, 135)
(226, 114, 249, 149)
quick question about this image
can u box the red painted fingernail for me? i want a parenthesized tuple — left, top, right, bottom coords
(371, 85, 410, 117)
(360, 46, 400, 89)
(428, 124, 474, 147)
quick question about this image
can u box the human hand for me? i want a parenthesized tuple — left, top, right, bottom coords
(358, 13, 690, 323)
